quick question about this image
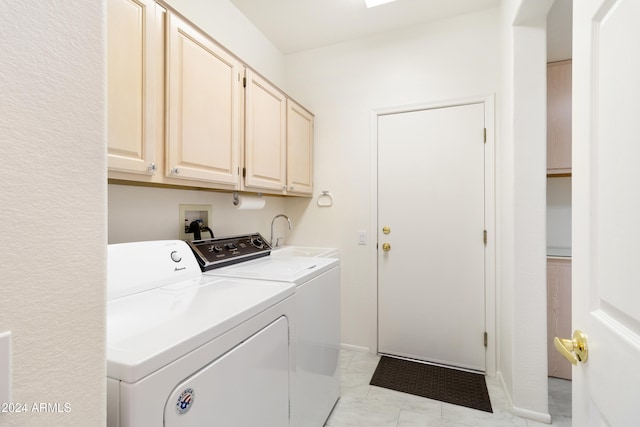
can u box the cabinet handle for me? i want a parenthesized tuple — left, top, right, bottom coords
(147, 163, 157, 174)
(171, 167, 180, 175)
(289, 186, 295, 191)
(282, 185, 287, 191)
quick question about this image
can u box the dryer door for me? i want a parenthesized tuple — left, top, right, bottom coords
(164, 316, 290, 426)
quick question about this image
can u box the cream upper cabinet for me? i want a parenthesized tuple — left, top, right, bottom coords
(547, 60, 572, 175)
(165, 12, 242, 187)
(286, 100, 314, 196)
(243, 70, 288, 192)
(107, 0, 157, 175)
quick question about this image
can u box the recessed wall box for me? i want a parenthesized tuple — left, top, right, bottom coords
(179, 204, 212, 240)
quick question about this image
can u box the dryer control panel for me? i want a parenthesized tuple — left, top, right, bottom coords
(186, 233, 271, 271)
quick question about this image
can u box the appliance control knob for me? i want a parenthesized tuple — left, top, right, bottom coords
(170, 251, 182, 262)
(251, 237, 264, 248)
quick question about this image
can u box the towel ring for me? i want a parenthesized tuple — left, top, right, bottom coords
(317, 191, 333, 207)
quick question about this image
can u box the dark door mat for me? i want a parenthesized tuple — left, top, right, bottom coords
(370, 356, 493, 413)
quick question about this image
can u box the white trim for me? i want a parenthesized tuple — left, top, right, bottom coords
(369, 94, 496, 376)
(512, 407, 552, 424)
(340, 343, 371, 354)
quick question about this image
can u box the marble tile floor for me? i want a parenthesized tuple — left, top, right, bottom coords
(324, 349, 572, 427)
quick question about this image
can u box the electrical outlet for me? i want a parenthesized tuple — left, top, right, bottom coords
(179, 204, 212, 240)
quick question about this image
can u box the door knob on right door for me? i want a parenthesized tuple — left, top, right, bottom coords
(554, 330, 589, 365)
(382, 242, 391, 251)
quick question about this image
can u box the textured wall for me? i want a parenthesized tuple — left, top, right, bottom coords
(0, 1, 106, 425)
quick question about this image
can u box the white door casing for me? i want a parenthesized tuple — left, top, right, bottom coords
(375, 98, 495, 373)
(572, 0, 640, 425)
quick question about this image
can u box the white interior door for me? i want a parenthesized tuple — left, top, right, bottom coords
(377, 102, 486, 372)
(572, 0, 640, 425)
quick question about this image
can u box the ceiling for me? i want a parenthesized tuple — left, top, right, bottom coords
(230, 0, 501, 54)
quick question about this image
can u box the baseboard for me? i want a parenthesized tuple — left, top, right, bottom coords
(496, 371, 552, 424)
(512, 407, 551, 424)
(340, 343, 371, 353)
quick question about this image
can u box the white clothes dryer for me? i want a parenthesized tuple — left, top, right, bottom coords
(191, 239, 340, 427)
(106, 240, 296, 427)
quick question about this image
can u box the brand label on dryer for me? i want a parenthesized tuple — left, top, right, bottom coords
(175, 388, 194, 415)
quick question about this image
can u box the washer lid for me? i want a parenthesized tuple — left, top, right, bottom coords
(205, 255, 339, 284)
(106, 275, 295, 383)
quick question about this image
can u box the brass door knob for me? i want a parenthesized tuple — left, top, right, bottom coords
(382, 226, 391, 234)
(382, 242, 391, 251)
(554, 330, 588, 365)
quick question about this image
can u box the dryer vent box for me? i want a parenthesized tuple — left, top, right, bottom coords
(179, 204, 212, 240)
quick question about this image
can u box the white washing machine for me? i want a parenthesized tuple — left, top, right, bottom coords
(106, 240, 296, 427)
(187, 235, 340, 427)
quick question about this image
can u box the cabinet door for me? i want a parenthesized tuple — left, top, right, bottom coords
(107, 0, 157, 175)
(244, 70, 287, 192)
(547, 258, 572, 380)
(547, 60, 572, 174)
(286, 100, 314, 196)
(166, 13, 241, 186)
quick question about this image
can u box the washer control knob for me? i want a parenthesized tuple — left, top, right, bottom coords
(170, 251, 182, 262)
(251, 237, 264, 248)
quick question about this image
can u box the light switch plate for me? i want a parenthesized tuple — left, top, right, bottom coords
(0, 331, 11, 406)
(358, 230, 368, 245)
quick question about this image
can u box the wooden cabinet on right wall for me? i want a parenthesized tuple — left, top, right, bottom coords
(547, 257, 572, 380)
(547, 60, 572, 175)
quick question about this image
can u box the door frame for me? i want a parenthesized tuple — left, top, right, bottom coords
(368, 94, 496, 376)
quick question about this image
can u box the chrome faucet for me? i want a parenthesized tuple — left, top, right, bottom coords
(270, 214, 292, 247)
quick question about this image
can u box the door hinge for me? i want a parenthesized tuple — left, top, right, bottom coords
(483, 230, 487, 245)
(483, 128, 486, 143)
(484, 332, 488, 347)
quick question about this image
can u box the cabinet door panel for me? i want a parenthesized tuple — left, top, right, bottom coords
(166, 13, 240, 186)
(244, 71, 287, 191)
(547, 60, 572, 174)
(547, 258, 572, 380)
(286, 100, 314, 196)
(107, 0, 156, 174)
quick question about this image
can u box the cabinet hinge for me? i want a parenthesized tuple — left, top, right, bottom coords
(484, 332, 488, 347)
(483, 230, 487, 245)
(242, 167, 246, 178)
(483, 128, 487, 143)
(243, 77, 246, 88)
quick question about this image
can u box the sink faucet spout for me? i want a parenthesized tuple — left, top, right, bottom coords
(270, 214, 293, 247)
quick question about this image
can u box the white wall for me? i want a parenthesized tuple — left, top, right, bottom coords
(498, 0, 552, 422)
(0, 1, 106, 426)
(108, 185, 290, 244)
(284, 8, 501, 353)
